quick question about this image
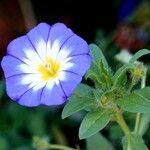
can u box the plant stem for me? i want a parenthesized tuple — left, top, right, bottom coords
(114, 105, 130, 135)
(134, 67, 147, 134)
(116, 112, 130, 135)
(141, 67, 147, 89)
(47, 144, 76, 150)
(33, 137, 76, 150)
(127, 79, 135, 93)
(134, 112, 141, 133)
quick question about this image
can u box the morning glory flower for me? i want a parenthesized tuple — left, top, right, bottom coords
(1, 23, 91, 107)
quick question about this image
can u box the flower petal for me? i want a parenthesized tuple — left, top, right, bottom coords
(1, 56, 38, 78)
(40, 80, 65, 105)
(36, 23, 51, 42)
(60, 54, 91, 76)
(48, 23, 73, 46)
(56, 35, 89, 61)
(27, 23, 51, 60)
(18, 83, 46, 107)
(58, 71, 82, 97)
(2, 22, 91, 107)
(6, 74, 44, 101)
(47, 23, 73, 59)
(7, 36, 42, 66)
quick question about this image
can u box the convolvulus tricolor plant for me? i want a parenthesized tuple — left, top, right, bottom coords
(2, 22, 150, 150)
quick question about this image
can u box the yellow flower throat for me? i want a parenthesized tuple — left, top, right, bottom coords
(37, 58, 60, 81)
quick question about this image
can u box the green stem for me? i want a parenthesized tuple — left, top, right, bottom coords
(47, 144, 76, 150)
(141, 67, 147, 89)
(33, 136, 76, 150)
(114, 106, 130, 135)
(134, 67, 147, 134)
(116, 112, 130, 135)
(127, 80, 135, 93)
(134, 112, 141, 133)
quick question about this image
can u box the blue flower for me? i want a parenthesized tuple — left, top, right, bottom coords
(1, 23, 91, 107)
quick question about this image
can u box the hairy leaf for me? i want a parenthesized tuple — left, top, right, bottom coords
(129, 49, 150, 63)
(86, 44, 112, 88)
(62, 84, 94, 119)
(86, 133, 114, 150)
(118, 87, 150, 113)
(113, 64, 133, 88)
(79, 109, 112, 139)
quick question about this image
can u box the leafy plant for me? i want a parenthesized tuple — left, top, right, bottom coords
(61, 44, 150, 150)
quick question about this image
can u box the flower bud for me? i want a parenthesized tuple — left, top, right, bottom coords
(132, 63, 144, 82)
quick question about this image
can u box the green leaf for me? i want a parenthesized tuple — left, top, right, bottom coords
(138, 113, 150, 136)
(122, 133, 148, 150)
(62, 84, 94, 119)
(118, 87, 150, 113)
(113, 49, 150, 88)
(113, 64, 133, 88)
(74, 83, 94, 99)
(89, 44, 108, 68)
(86, 133, 114, 150)
(86, 44, 112, 88)
(86, 64, 104, 87)
(79, 109, 112, 139)
(62, 96, 93, 119)
(93, 89, 103, 102)
(129, 49, 150, 64)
